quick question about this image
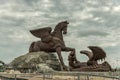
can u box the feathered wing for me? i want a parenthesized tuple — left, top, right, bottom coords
(30, 27, 52, 38)
(30, 27, 52, 42)
(88, 46, 106, 61)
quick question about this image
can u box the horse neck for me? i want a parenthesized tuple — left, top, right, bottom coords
(52, 29, 63, 40)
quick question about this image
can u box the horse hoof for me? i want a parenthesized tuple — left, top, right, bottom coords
(63, 66, 69, 71)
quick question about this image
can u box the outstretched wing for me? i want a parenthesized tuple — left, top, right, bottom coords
(30, 27, 52, 38)
(88, 46, 106, 61)
(30, 27, 52, 42)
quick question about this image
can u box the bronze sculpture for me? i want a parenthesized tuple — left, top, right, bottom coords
(29, 21, 75, 70)
(29, 21, 112, 71)
(68, 46, 112, 71)
(68, 51, 81, 69)
(80, 46, 106, 67)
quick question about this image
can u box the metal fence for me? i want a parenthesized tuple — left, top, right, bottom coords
(0, 72, 120, 80)
(42, 72, 120, 80)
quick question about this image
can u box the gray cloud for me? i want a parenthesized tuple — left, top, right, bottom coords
(77, 30, 109, 37)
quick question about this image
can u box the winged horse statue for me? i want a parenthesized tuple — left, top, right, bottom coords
(29, 21, 75, 70)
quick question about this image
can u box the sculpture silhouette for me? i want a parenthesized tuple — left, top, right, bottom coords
(80, 46, 106, 66)
(68, 46, 112, 71)
(68, 51, 81, 69)
(29, 21, 75, 70)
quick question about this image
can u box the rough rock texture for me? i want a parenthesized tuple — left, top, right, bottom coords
(10, 51, 61, 72)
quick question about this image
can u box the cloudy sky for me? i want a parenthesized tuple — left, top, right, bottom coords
(0, 0, 120, 68)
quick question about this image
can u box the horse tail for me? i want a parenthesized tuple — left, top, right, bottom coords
(29, 42, 35, 52)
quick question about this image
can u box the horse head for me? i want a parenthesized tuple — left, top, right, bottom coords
(53, 20, 69, 35)
(61, 20, 69, 34)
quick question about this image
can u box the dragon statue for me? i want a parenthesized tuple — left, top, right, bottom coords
(68, 46, 112, 71)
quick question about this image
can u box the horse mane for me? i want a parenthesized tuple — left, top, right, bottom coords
(53, 21, 68, 31)
(54, 22, 62, 31)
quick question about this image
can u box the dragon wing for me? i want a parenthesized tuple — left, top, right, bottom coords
(88, 46, 106, 61)
(30, 27, 52, 42)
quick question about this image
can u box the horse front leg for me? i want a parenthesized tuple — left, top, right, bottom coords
(63, 47, 78, 61)
(63, 47, 75, 52)
(56, 47, 68, 71)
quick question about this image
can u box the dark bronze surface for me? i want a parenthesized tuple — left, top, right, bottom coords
(29, 21, 112, 71)
(68, 46, 112, 71)
(29, 21, 75, 70)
